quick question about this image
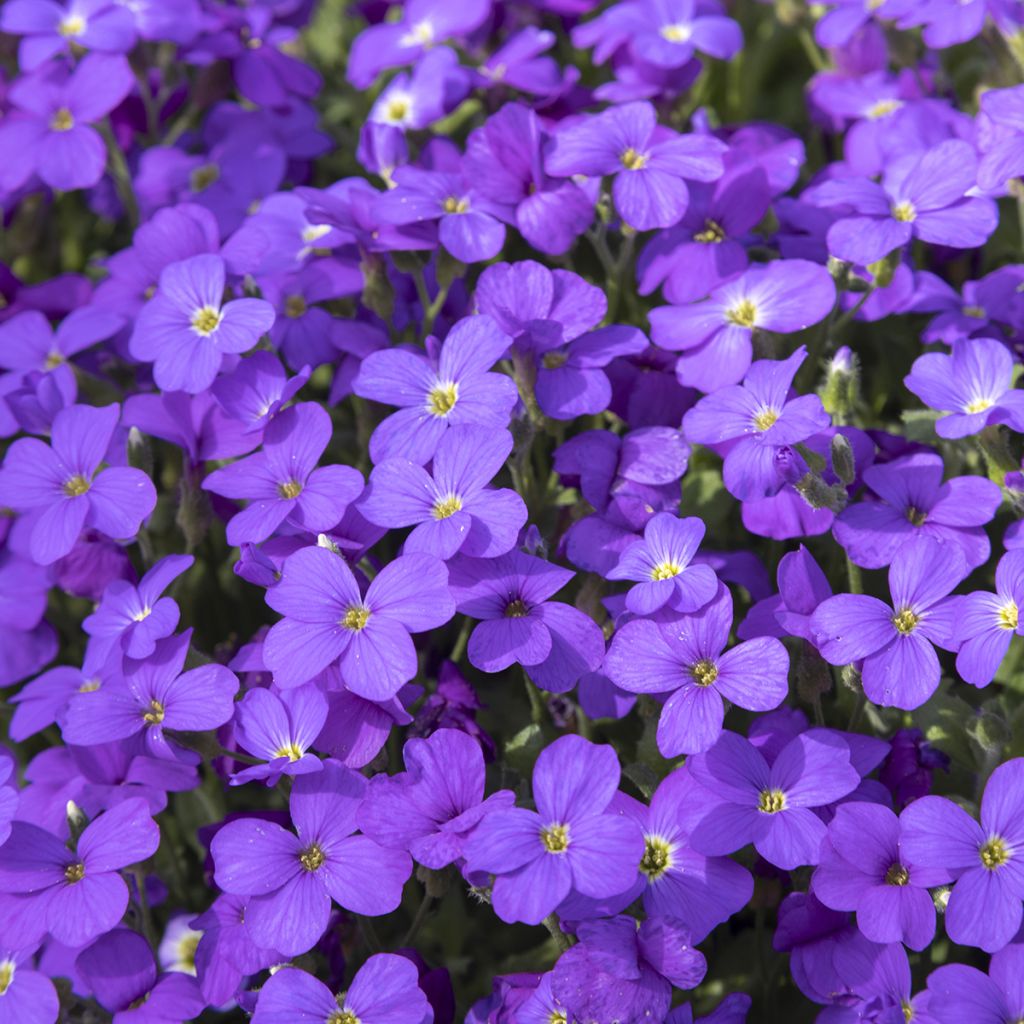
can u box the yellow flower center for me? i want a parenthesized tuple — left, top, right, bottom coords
(885, 862, 910, 886)
(384, 97, 410, 122)
(175, 933, 201, 974)
(328, 1011, 360, 1024)
(0, 960, 13, 996)
(620, 147, 647, 170)
(404, 19, 434, 45)
(726, 298, 758, 328)
(427, 381, 459, 417)
(753, 407, 779, 431)
(965, 396, 994, 413)
(962, 304, 986, 319)
(131, 607, 152, 623)
(504, 598, 529, 618)
(694, 219, 725, 243)
(79, 679, 101, 693)
(866, 99, 902, 119)
(59, 15, 86, 36)
(543, 351, 569, 370)
(143, 699, 165, 725)
(650, 560, 682, 581)
(342, 605, 371, 631)
(442, 196, 469, 214)
(64, 861, 85, 883)
(301, 223, 331, 244)
(63, 474, 91, 497)
(191, 306, 223, 337)
(891, 200, 917, 222)
(44, 350, 64, 370)
(278, 480, 303, 499)
(639, 835, 673, 880)
(758, 789, 787, 814)
(273, 742, 305, 762)
(285, 295, 307, 319)
(690, 659, 719, 687)
(432, 494, 462, 520)
(660, 22, 693, 42)
(980, 836, 1011, 869)
(190, 163, 220, 193)
(541, 823, 570, 853)
(300, 844, 325, 872)
(999, 602, 1019, 630)
(902, 1002, 914, 1023)
(905, 506, 927, 526)
(50, 107, 74, 132)
(892, 608, 918, 634)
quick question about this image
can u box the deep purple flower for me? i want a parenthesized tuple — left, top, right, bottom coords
(685, 729, 860, 869)
(955, 549, 1024, 687)
(368, 47, 470, 134)
(203, 402, 363, 545)
(353, 315, 517, 466)
(651, 261, 836, 392)
(212, 760, 411, 956)
(0, 402, 156, 565)
(604, 583, 788, 754)
(464, 735, 644, 924)
(812, 801, 943, 950)
(901, 757, 1024, 952)
(833, 451, 1001, 569)
(447, 550, 605, 694)
(546, 101, 726, 230)
(83, 555, 193, 662)
(739, 544, 833, 643)
(0, 799, 159, 948)
(129, 254, 276, 394)
(682, 347, 832, 500)
(263, 546, 455, 698)
(812, 538, 965, 709)
(357, 728, 515, 869)
(359, 426, 525, 560)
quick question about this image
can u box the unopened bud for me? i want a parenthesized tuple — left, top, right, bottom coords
(359, 254, 395, 322)
(820, 346, 860, 420)
(316, 533, 342, 555)
(840, 664, 862, 693)
(127, 426, 152, 476)
(830, 433, 856, 486)
(66, 800, 88, 841)
(775, 446, 810, 487)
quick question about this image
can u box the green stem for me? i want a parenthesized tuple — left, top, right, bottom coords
(797, 27, 828, 72)
(845, 554, 863, 595)
(132, 867, 157, 948)
(542, 913, 571, 953)
(401, 891, 436, 947)
(832, 286, 876, 333)
(100, 121, 139, 229)
(449, 616, 472, 663)
(523, 670, 547, 725)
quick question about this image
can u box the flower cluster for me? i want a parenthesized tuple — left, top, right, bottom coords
(2, 0, 1024, 1022)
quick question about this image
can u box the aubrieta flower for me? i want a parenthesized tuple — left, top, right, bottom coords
(955, 549, 1024, 687)
(251, 956, 432, 1024)
(357, 728, 515, 869)
(83, 554, 193, 662)
(604, 583, 789, 755)
(359, 425, 526, 560)
(263, 546, 455, 697)
(925, 944, 1024, 1024)
(0, 402, 157, 566)
(61, 629, 239, 759)
(0, 54, 135, 193)
(904, 337, 1024, 438)
(212, 760, 411, 956)
(812, 538, 966, 709)
(129, 254, 276, 394)
(739, 544, 833, 643)
(0, 0, 135, 69)
(977, 84, 1024, 193)
(0, 947, 58, 1024)
(833, 451, 1002, 570)
(353, 315, 517, 466)
(210, 351, 311, 434)
(545, 101, 727, 230)
(464, 735, 644, 924)
(901, 757, 1024, 952)
(685, 729, 861, 870)
(651, 261, 836, 392)
(202, 402, 364, 546)
(0, 798, 160, 948)
(230, 684, 328, 787)
(447, 549, 605, 694)
(682, 347, 832, 501)
(811, 802, 943, 950)
(606, 512, 719, 614)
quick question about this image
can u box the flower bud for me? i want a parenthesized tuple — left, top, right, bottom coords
(775, 445, 810, 487)
(830, 433, 856, 486)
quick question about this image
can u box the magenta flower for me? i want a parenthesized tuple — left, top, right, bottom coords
(263, 546, 455, 698)
(212, 760, 412, 956)
(0, 402, 157, 565)
(129, 254, 276, 394)
(463, 735, 644, 924)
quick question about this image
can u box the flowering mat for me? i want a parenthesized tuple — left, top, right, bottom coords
(1, 0, 1024, 1022)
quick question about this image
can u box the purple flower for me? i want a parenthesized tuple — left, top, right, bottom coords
(369, 48, 470, 133)
(210, 352, 311, 434)
(651, 261, 836, 392)
(83, 555, 193, 662)
(809, 140, 999, 265)
(0, 1, 135, 70)
(61, 629, 239, 759)
(545, 101, 726, 230)
(0, 799, 159, 948)
(203, 402, 363, 546)
(352, 315, 517, 466)
(359, 426, 525, 560)
(811, 802, 944, 950)
(252, 956, 432, 1024)
(212, 760, 412, 956)
(904, 337, 1024, 438)
(0, 947, 58, 1024)
(978, 84, 1024, 192)
(464, 735, 644, 924)
(956, 549, 1024, 687)
(129, 254, 276, 394)
(833, 451, 1001, 569)
(901, 757, 1024, 952)
(739, 544, 833, 643)
(926, 944, 1024, 1024)
(76, 927, 205, 1024)
(0, 54, 135, 193)
(263, 546, 455, 698)
(812, 538, 966, 709)
(447, 550, 605, 694)
(685, 729, 860, 869)
(230, 684, 328, 787)
(0, 402, 156, 565)
(606, 512, 718, 614)
(682, 347, 832, 500)
(604, 583, 789, 755)
(357, 728, 515, 869)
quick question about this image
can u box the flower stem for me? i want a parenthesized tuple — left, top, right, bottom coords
(542, 913, 571, 953)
